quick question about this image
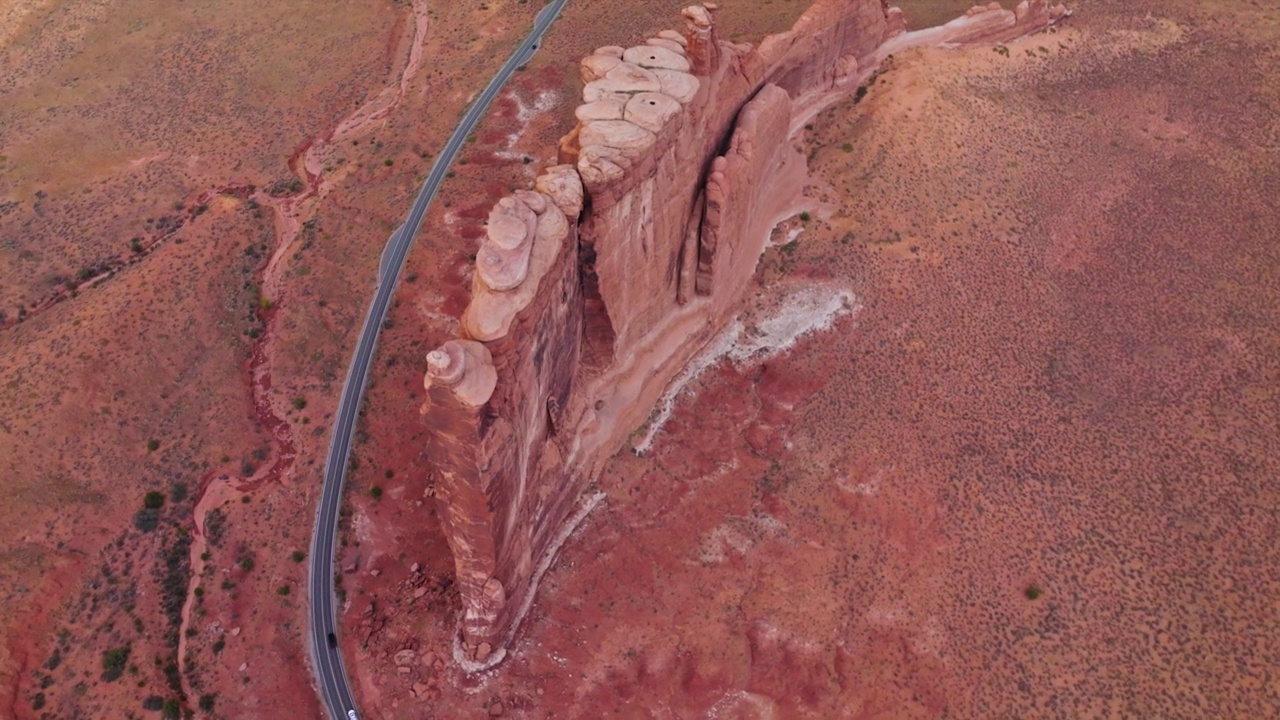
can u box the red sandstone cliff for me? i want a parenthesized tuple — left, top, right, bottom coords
(420, 0, 1068, 668)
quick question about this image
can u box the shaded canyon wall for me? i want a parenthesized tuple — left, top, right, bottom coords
(419, 0, 1068, 667)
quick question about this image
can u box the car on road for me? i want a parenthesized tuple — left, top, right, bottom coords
(327, 632, 337, 649)
(347, 711, 358, 720)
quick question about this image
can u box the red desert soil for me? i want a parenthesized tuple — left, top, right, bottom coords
(341, 1, 1279, 718)
(0, 0, 549, 718)
(3, 0, 1277, 718)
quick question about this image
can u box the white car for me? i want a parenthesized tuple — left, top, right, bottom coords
(347, 711, 358, 720)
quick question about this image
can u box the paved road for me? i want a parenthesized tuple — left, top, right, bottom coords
(307, 2, 568, 717)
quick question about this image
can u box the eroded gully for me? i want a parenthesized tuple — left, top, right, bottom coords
(175, 0, 432, 700)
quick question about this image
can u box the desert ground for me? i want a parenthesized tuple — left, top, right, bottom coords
(0, 0, 545, 716)
(339, 0, 1280, 718)
(2, 0, 1277, 718)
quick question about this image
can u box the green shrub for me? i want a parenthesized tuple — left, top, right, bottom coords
(146, 439, 160, 452)
(198, 694, 216, 712)
(291, 550, 305, 563)
(205, 508, 227, 547)
(1025, 584, 1043, 600)
(134, 508, 160, 533)
(277, 585, 291, 596)
(101, 646, 130, 682)
(143, 491, 165, 510)
(142, 695, 165, 711)
(370, 485, 383, 499)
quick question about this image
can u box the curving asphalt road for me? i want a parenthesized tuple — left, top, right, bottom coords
(307, 2, 568, 717)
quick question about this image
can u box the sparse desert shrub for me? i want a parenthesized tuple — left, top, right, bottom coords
(292, 397, 307, 410)
(238, 556, 254, 572)
(142, 695, 165, 711)
(162, 698, 180, 719)
(1025, 584, 1043, 600)
(162, 661, 180, 693)
(370, 485, 383, 499)
(199, 693, 216, 712)
(292, 550, 305, 562)
(134, 508, 160, 533)
(143, 491, 165, 510)
(277, 585, 291, 596)
(147, 439, 160, 452)
(205, 508, 227, 547)
(156, 534, 192, 650)
(799, 211, 812, 222)
(268, 178, 304, 197)
(383, 158, 394, 166)
(101, 645, 130, 682)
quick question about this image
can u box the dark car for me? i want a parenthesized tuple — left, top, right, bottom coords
(327, 633, 337, 649)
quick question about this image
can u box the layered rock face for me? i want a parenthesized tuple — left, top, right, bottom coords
(420, 0, 1068, 667)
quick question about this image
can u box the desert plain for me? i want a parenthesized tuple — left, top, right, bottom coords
(1, 0, 1277, 719)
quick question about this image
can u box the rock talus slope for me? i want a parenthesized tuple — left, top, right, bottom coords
(420, 0, 1068, 667)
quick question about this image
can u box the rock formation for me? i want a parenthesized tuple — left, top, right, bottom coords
(419, 0, 1069, 668)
